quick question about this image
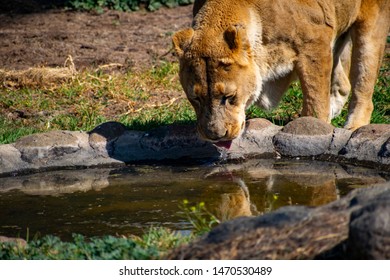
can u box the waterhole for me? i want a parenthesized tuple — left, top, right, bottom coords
(1, 159, 389, 240)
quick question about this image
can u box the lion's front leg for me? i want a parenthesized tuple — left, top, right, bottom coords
(296, 42, 333, 122)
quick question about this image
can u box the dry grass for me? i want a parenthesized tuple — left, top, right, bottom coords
(0, 56, 77, 89)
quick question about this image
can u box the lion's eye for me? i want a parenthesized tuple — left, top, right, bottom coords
(221, 94, 236, 106)
(219, 62, 232, 72)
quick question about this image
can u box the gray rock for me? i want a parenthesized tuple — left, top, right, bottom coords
(0, 144, 29, 175)
(111, 124, 220, 162)
(89, 121, 127, 157)
(327, 128, 353, 156)
(15, 131, 81, 163)
(348, 201, 390, 259)
(89, 121, 127, 141)
(280, 116, 334, 136)
(109, 130, 144, 162)
(6, 130, 124, 175)
(340, 124, 390, 165)
(203, 206, 312, 244)
(379, 137, 390, 158)
(273, 117, 334, 157)
(2, 118, 390, 176)
(139, 124, 218, 160)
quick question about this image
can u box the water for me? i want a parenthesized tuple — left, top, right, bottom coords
(0, 159, 389, 240)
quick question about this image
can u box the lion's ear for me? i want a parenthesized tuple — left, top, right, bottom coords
(172, 28, 194, 57)
(224, 25, 249, 51)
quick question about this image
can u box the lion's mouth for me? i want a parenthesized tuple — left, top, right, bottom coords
(213, 140, 233, 149)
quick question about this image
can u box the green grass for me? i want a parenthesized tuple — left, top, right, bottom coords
(371, 61, 390, 124)
(179, 200, 220, 236)
(0, 228, 189, 260)
(0, 117, 41, 144)
(246, 81, 303, 126)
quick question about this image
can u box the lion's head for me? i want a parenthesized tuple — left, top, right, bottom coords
(172, 23, 260, 146)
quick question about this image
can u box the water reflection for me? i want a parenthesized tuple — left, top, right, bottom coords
(0, 159, 388, 240)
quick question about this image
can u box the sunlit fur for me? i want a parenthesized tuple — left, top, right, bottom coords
(173, 0, 390, 142)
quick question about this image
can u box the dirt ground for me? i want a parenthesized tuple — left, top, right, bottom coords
(0, 3, 389, 71)
(0, 4, 193, 70)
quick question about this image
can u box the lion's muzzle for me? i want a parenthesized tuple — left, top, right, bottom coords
(197, 110, 245, 145)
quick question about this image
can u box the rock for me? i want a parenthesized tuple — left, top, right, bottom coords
(245, 118, 275, 130)
(109, 130, 144, 162)
(347, 200, 390, 259)
(168, 184, 390, 260)
(89, 121, 127, 141)
(8, 130, 124, 174)
(111, 124, 220, 162)
(340, 124, 390, 165)
(326, 128, 353, 156)
(2, 118, 390, 176)
(0, 144, 29, 175)
(89, 121, 127, 156)
(139, 124, 218, 160)
(281, 116, 334, 136)
(201, 206, 312, 245)
(379, 138, 390, 158)
(273, 117, 334, 157)
(15, 131, 81, 163)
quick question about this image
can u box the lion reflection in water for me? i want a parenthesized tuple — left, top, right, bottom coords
(209, 171, 339, 222)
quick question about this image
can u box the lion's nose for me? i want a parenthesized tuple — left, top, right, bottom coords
(198, 124, 228, 142)
(207, 130, 228, 141)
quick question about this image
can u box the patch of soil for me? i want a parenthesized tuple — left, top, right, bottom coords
(1, 2, 389, 71)
(0, 4, 193, 70)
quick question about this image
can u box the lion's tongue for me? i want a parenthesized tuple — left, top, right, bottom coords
(214, 140, 232, 149)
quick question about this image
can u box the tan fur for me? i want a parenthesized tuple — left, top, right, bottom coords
(173, 0, 390, 142)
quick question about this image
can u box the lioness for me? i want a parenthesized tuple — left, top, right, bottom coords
(173, 0, 390, 146)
